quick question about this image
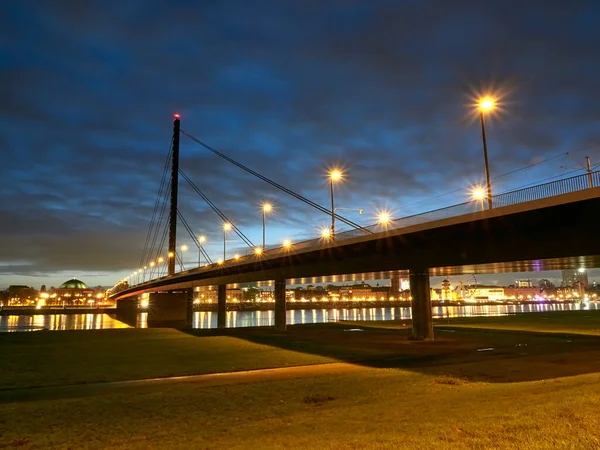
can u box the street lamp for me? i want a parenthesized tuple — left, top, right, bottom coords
(282, 239, 292, 250)
(378, 210, 391, 228)
(478, 96, 495, 209)
(223, 223, 231, 260)
(262, 203, 272, 250)
(254, 247, 263, 256)
(329, 169, 343, 238)
(198, 235, 206, 266)
(471, 186, 486, 211)
(320, 227, 332, 240)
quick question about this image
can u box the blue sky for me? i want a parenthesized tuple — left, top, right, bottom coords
(1, 0, 599, 289)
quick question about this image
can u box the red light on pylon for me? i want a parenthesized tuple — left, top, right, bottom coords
(174, 113, 181, 119)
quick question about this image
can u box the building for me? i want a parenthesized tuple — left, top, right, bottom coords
(516, 280, 533, 288)
(467, 287, 505, 301)
(562, 269, 589, 288)
(46, 279, 95, 305)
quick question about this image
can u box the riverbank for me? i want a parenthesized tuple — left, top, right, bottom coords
(2, 311, 600, 448)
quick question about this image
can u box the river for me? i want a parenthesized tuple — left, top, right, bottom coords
(1, 302, 598, 332)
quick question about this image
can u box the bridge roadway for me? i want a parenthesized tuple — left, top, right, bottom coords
(112, 187, 600, 339)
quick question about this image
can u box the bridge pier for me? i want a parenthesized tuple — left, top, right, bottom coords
(146, 289, 193, 328)
(274, 279, 287, 332)
(409, 268, 434, 340)
(217, 284, 227, 329)
(115, 298, 138, 327)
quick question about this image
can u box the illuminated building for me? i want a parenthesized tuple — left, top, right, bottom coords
(562, 269, 589, 288)
(52, 279, 95, 305)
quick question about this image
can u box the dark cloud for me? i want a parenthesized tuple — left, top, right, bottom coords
(1, 0, 599, 288)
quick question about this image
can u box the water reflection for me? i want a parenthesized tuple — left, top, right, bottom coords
(0, 313, 130, 332)
(1, 302, 597, 332)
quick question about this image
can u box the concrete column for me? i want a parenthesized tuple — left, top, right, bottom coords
(186, 288, 194, 328)
(147, 290, 192, 328)
(274, 279, 287, 332)
(409, 268, 434, 340)
(115, 297, 138, 327)
(217, 284, 227, 329)
(390, 272, 401, 296)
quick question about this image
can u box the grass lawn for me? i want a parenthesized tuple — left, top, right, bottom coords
(0, 328, 335, 389)
(436, 309, 600, 335)
(3, 310, 600, 448)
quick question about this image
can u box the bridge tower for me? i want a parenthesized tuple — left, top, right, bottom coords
(168, 114, 181, 276)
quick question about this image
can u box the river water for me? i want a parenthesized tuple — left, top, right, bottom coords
(1, 302, 598, 332)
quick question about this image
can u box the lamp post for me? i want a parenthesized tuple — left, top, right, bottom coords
(198, 235, 206, 267)
(478, 97, 495, 209)
(180, 245, 188, 271)
(329, 169, 342, 238)
(262, 203, 272, 250)
(223, 223, 231, 260)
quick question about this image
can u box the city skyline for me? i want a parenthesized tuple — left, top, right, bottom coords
(2, 1, 600, 288)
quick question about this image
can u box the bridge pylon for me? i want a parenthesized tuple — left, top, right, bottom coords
(168, 114, 181, 276)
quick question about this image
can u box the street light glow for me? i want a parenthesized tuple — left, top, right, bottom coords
(479, 97, 495, 112)
(158, 257, 164, 263)
(471, 186, 486, 201)
(378, 211, 391, 226)
(320, 227, 332, 239)
(330, 169, 342, 181)
(223, 222, 232, 231)
(283, 239, 292, 249)
(149, 262, 155, 267)
(254, 247, 263, 255)
(217, 259, 224, 265)
(168, 251, 175, 258)
(234, 254, 240, 260)
(181, 244, 188, 252)
(198, 235, 206, 243)
(578, 268, 586, 273)
(262, 203, 272, 213)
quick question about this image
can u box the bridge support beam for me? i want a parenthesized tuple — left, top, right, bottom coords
(274, 279, 287, 332)
(409, 268, 434, 340)
(146, 289, 193, 328)
(217, 284, 227, 329)
(115, 298, 138, 327)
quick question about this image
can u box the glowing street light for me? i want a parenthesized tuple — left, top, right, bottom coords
(254, 247, 263, 256)
(329, 169, 343, 238)
(471, 186, 486, 211)
(321, 227, 332, 240)
(234, 254, 240, 261)
(282, 239, 292, 249)
(262, 203, 272, 251)
(217, 259, 224, 265)
(378, 210, 391, 228)
(223, 222, 231, 260)
(478, 96, 496, 209)
(158, 257, 164, 263)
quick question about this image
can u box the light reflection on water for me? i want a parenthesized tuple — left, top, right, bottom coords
(1, 302, 597, 332)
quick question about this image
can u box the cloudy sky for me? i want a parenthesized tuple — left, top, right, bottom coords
(1, 0, 599, 289)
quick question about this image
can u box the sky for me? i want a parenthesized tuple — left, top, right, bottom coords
(1, 0, 600, 290)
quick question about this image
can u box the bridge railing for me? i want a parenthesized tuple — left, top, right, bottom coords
(285, 170, 600, 253)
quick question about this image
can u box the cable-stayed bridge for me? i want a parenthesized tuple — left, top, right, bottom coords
(109, 115, 600, 339)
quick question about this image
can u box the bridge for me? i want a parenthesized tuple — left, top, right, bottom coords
(109, 115, 600, 339)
